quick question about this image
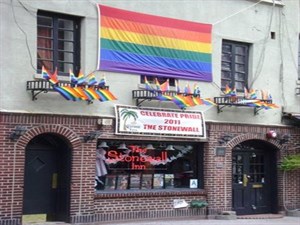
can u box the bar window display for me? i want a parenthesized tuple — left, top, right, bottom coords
(95, 141, 203, 191)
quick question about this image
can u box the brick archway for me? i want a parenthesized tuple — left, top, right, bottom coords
(11, 124, 81, 223)
(226, 133, 282, 150)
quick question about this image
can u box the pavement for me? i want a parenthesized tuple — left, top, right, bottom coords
(95, 217, 300, 225)
(24, 216, 300, 225)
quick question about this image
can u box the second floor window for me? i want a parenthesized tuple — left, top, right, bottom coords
(141, 75, 175, 87)
(37, 11, 80, 76)
(221, 40, 249, 92)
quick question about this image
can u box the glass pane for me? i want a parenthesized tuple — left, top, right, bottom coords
(58, 62, 73, 73)
(221, 70, 231, 79)
(235, 55, 245, 63)
(221, 79, 231, 88)
(234, 81, 244, 90)
(58, 40, 74, 51)
(37, 49, 53, 60)
(37, 38, 53, 49)
(58, 30, 74, 41)
(38, 27, 52, 38)
(58, 19, 74, 29)
(235, 64, 245, 72)
(37, 60, 53, 71)
(235, 46, 246, 55)
(38, 16, 52, 27)
(222, 53, 231, 62)
(222, 44, 231, 53)
(234, 73, 245, 81)
(222, 62, 231, 70)
(58, 51, 73, 61)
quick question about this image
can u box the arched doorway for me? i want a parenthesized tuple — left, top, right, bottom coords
(232, 140, 278, 215)
(23, 133, 71, 222)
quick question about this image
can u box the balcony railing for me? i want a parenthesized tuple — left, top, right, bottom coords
(214, 96, 273, 115)
(26, 79, 108, 101)
(132, 90, 198, 107)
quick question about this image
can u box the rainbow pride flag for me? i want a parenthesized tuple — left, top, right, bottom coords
(97, 5, 212, 81)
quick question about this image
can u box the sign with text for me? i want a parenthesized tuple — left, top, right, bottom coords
(115, 105, 206, 139)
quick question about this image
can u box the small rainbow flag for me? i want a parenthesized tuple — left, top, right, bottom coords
(160, 79, 169, 92)
(73, 87, 90, 101)
(98, 89, 118, 101)
(48, 68, 59, 85)
(87, 73, 97, 86)
(249, 89, 257, 99)
(42, 66, 51, 80)
(173, 94, 189, 109)
(98, 76, 106, 87)
(85, 87, 100, 100)
(76, 70, 86, 85)
(156, 94, 173, 102)
(53, 86, 78, 101)
(69, 69, 78, 85)
(98, 5, 212, 81)
(144, 76, 153, 91)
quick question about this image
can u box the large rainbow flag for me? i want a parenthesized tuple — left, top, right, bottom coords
(97, 5, 212, 82)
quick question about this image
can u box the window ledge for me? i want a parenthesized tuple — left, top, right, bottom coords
(95, 188, 206, 199)
(251, 0, 284, 6)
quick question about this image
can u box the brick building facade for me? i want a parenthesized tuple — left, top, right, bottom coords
(1, 0, 300, 224)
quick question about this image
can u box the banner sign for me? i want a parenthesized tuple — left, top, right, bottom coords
(97, 5, 212, 82)
(115, 105, 206, 139)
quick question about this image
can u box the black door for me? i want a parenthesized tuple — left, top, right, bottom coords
(232, 149, 274, 215)
(23, 134, 71, 222)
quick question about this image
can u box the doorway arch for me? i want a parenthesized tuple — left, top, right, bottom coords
(23, 133, 71, 222)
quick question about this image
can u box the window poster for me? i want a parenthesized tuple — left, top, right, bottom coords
(164, 174, 174, 188)
(116, 174, 129, 190)
(141, 174, 153, 189)
(153, 174, 164, 189)
(104, 175, 117, 190)
(130, 174, 141, 189)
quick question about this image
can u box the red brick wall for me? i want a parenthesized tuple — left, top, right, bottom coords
(205, 122, 300, 213)
(0, 112, 99, 222)
(1, 112, 299, 224)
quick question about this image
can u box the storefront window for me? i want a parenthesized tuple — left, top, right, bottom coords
(95, 141, 203, 191)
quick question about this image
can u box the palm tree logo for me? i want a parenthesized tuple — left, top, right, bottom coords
(120, 109, 139, 131)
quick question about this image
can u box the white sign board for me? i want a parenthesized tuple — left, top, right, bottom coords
(115, 105, 206, 139)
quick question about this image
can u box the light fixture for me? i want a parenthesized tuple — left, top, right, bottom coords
(83, 130, 101, 143)
(146, 144, 155, 150)
(118, 143, 128, 150)
(266, 130, 277, 139)
(9, 125, 27, 141)
(98, 141, 109, 148)
(165, 145, 175, 151)
(278, 134, 290, 145)
(218, 133, 234, 145)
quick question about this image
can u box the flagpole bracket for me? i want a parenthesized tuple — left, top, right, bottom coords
(27, 80, 110, 102)
(132, 90, 178, 107)
(214, 97, 273, 115)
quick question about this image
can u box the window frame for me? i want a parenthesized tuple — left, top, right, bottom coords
(37, 10, 81, 76)
(140, 75, 176, 87)
(221, 40, 249, 92)
(95, 140, 204, 191)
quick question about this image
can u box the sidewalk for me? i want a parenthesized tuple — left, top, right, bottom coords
(96, 216, 300, 225)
